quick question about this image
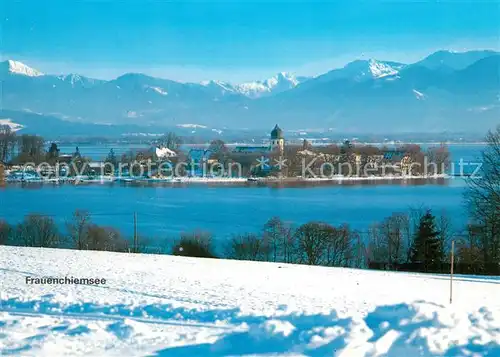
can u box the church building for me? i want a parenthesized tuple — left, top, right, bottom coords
(233, 124, 286, 154)
(270, 124, 285, 153)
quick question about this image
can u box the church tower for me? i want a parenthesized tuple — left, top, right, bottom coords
(270, 124, 285, 153)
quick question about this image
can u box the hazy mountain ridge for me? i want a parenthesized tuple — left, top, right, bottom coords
(1, 50, 498, 133)
(414, 49, 499, 71)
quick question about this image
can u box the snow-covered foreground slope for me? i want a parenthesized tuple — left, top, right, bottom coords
(0, 247, 499, 356)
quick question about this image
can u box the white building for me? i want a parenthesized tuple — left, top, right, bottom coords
(155, 146, 177, 160)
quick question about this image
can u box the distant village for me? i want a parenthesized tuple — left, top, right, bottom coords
(0, 124, 451, 184)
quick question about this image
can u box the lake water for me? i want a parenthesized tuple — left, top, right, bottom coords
(54, 143, 151, 160)
(0, 178, 470, 240)
(1, 144, 484, 243)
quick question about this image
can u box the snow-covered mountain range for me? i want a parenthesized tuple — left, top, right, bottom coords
(1, 50, 499, 133)
(200, 72, 307, 98)
(235, 72, 307, 98)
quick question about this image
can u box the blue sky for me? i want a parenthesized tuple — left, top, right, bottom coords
(2, 1, 500, 82)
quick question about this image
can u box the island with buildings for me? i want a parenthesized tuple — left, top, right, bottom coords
(0, 124, 452, 186)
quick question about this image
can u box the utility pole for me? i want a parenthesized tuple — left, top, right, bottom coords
(450, 240, 455, 304)
(357, 233, 361, 269)
(133, 212, 138, 253)
(388, 231, 392, 270)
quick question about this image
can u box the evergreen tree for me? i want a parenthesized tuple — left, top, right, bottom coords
(104, 149, 117, 175)
(47, 143, 60, 161)
(72, 146, 81, 159)
(339, 140, 354, 175)
(409, 210, 444, 272)
(105, 149, 117, 165)
(70, 147, 90, 176)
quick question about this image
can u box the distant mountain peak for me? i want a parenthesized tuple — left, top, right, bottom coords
(343, 59, 405, 80)
(200, 79, 220, 86)
(201, 80, 235, 90)
(276, 71, 295, 79)
(367, 59, 400, 78)
(3, 60, 44, 77)
(199, 80, 238, 98)
(236, 72, 303, 98)
(265, 72, 299, 86)
(57, 73, 92, 86)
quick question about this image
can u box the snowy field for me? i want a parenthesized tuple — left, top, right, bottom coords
(0, 246, 499, 356)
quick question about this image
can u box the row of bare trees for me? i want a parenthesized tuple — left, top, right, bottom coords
(0, 126, 47, 164)
(0, 211, 362, 267)
(170, 210, 457, 273)
(0, 206, 497, 274)
(0, 211, 129, 252)
(225, 218, 364, 268)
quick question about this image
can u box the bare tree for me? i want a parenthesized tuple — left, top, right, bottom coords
(435, 209, 455, 253)
(226, 233, 264, 261)
(15, 214, 61, 248)
(465, 126, 500, 273)
(427, 144, 451, 175)
(0, 125, 17, 162)
(384, 213, 410, 266)
(455, 228, 484, 274)
(367, 222, 387, 266)
(367, 213, 412, 268)
(66, 210, 91, 250)
(85, 225, 128, 252)
(263, 217, 287, 262)
(0, 220, 11, 245)
(295, 222, 329, 265)
(323, 224, 352, 267)
(281, 223, 297, 264)
(171, 230, 216, 258)
(350, 229, 367, 269)
(14, 134, 46, 164)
